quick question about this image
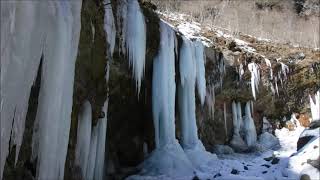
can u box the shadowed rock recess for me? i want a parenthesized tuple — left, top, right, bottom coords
(1, 0, 319, 180)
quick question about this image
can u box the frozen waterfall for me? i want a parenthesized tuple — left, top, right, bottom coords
(243, 102, 257, 147)
(248, 62, 260, 100)
(310, 90, 320, 121)
(140, 21, 194, 178)
(119, 0, 146, 95)
(0, 1, 82, 180)
(75, 101, 92, 178)
(1, 2, 44, 178)
(194, 41, 206, 105)
(104, 0, 116, 58)
(74, 100, 108, 180)
(178, 37, 217, 169)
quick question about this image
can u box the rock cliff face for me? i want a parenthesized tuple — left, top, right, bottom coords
(2, 0, 319, 179)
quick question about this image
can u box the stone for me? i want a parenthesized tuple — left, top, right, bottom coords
(231, 169, 239, 174)
(230, 135, 249, 152)
(213, 145, 235, 155)
(300, 174, 311, 180)
(271, 158, 280, 164)
(258, 132, 280, 149)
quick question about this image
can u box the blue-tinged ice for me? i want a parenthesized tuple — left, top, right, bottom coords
(140, 21, 194, 178)
(1, 3, 44, 179)
(119, 0, 146, 95)
(194, 41, 206, 105)
(248, 62, 260, 100)
(104, 0, 116, 58)
(243, 101, 257, 147)
(310, 90, 320, 121)
(0, 1, 82, 180)
(94, 100, 108, 180)
(178, 37, 217, 170)
(75, 101, 92, 178)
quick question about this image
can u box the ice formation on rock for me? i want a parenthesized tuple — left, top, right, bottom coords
(232, 101, 241, 136)
(243, 102, 257, 147)
(152, 21, 177, 148)
(248, 62, 260, 100)
(119, 0, 146, 94)
(34, 3, 82, 179)
(1, 3, 44, 178)
(94, 100, 108, 180)
(75, 100, 108, 180)
(178, 37, 217, 169)
(141, 21, 194, 177)
(178, 37, 199, 148)
(104, 0, 116, 58)
(310, 90, 320, 121)
(0, 1, 82, 179)
(75, 101, 92, 177)
(230, 101, 248, 152)
(86, 126, 98, 180)
(194, 40, 206, 105)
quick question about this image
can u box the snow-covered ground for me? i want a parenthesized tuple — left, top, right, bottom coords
(129, 126, 319, 180)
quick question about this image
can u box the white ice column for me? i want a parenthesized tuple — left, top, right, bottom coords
(119, 0, 146, 94)
(243, 101, 257, 147)
(310, 90, 320, 121)
(75, 101, 92, 177)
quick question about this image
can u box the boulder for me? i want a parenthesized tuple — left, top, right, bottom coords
(213, 145, 235, 155)
(258, 132, 280, 149)
(297, 121, 320, 151)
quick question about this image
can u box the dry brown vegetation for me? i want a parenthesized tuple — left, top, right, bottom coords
(150, 0, 320, 48)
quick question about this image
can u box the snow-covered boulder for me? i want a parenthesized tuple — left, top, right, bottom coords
(213, 145, 235, 155)
(297, 120, 320, 151)
(258, 132, 280, 149)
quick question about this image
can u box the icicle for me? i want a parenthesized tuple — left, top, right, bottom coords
(1, 1, 82, 179)
(178, 37, 217, 169)
(152, 21, 177, 148)
(243, 102, 257, 147)
(0, 2, 44, 176)
(86, 126, 98, 180)
(310, 90, 320, 121)
(178, 37, 198, 148)
(248, 62, 260, 100)
(120, 0, 146, 95)
(34, 2, 82, 179)
(75, 101, 92, 178)
(94, 100, 108, 180)
(194, 40, 206, 105)
(232, 101, 239, 136)
(104, 0, 116, 58)
(141, 21, 194, 178)
(236, 102, 243, 133)
(239, 63, 244, 80)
